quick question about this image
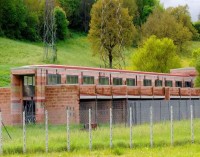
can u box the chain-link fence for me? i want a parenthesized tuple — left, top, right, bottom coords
(0, 99, 200, 154)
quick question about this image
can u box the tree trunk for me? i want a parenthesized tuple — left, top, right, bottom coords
(109, 50, 112, 69)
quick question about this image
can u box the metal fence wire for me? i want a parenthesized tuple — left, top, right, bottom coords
(0, 99, 200, 154)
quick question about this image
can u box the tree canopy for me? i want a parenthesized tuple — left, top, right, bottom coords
(89, 0, 136, 68)
(134, 0, 160, 27)
(54, 6, 69, 40)
(132, 36, 181, 73)
(142, 8, 192, 52)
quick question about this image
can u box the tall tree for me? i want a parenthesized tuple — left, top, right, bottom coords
(167, 5, 198, 39)
(142, 8, 192, 52)
(89, 0, 136, 68)
(54, 6, 69, 40)
(134, 0, 160, 27)
(0, 0, 27, 39)
(122, 0, 137, 19)
(59, 0, 95, 32)
(132, 36, 181, 73)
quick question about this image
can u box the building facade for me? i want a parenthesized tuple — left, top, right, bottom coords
(0, 65, 199, 125)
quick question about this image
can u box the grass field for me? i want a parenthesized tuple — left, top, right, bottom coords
(1, 120, 200, 156)
(0, 32, 200, 87)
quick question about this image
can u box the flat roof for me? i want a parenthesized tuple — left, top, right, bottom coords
(11, 64, 196, 77)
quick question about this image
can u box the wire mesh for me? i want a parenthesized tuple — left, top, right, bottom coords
(1, 99, 200, 154)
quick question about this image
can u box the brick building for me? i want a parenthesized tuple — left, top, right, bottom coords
(0, 65, 199, 125)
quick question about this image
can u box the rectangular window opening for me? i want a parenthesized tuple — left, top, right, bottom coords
(47, 74, 61, 85)
(113, 78, 123, 85)
(155, 80, 162, 87)
(143, 79, 152, 86)
(67, 75, 78, 84)
(165, 80, 173, 87)
(83, 76, 94, 84)
(99, 76, 109, 85)
(126, 78, 135, 86)
(176, 81, 182, 87)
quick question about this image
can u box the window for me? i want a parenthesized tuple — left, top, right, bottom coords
(165, 80, 173, 87)
(47, 74, 61, 85)
(67, 75, 78, 84)
(99, 77, 109, 85)
(113, 78, 123, 85)
(126, 78, 135, 86)
(155, 80, 162, 87)
(185, 81, 192, 87)
(143, 79, 152, 86)
(83, 76, 94, 84)
(176, 81, 182, 87)
(23, 75, 35, 97)
(24, 76, 35, 86)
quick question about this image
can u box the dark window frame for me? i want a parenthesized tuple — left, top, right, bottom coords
(47, 74, 61, 85)
(155, 80, 162, 87)
(143, 79, 152, 86)
(126, 78, 136, 86)
(99, 76, 109, 85)
(66, 75, 79, 84)
(113, 78, 123, 85)
(165, 80, 173, 87)
(175, 81, 182, 87)
(83, 76, 95, 84)
(185, 81, 192, 88)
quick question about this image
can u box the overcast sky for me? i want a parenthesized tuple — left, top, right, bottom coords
(160, 0, 200, 21)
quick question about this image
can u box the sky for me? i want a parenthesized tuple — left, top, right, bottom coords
(160, 0, 200, 22)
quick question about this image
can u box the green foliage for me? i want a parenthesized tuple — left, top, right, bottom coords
(193, 21, 200, 40)
(142, 8, 192, 53)
(194, 21, 200, 34)
(122, 0, 137, 19)
(167, 5, 198, 41)
(54, 6, 69, 40)
(0, 0, 44, 41)
(23, 0, 45, 41)
(191, 48, 200, 63)
(0, 0, 27, 39)
(195, 57, 200, 87)
(59, 0, 95, 32)
(132, 36, 181, 73)
(134, 0, 161, 27)
(89, 0, 136, 68)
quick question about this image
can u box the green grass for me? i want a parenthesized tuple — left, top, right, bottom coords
(1, 32, 200, 87)
(0, 32, 102, 87)
(1, 120, 200, 156)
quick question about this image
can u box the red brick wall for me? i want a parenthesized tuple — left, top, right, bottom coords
(0, 88, 11, 125)
(80, 85, 96, 96)
(11, 75, 23, 125)
(96, 85, 112, 96)
(45, 85, 79, 124)
(127, 87, 140, 95)
(112, 86, 127, 95)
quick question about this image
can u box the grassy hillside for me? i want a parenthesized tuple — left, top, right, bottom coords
(0, 32, 200, 87)
(0, 32, 102, 87)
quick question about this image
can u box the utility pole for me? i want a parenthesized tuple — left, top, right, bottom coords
(43, 0, 57, 63)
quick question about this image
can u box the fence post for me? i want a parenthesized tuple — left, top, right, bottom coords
(0, 111, 2, 155)
(45, 110, 48, 153)
(67, 109, 70, 151)
(150, 104, 153, 148)
(170, 104, 174, 146)
(89, 109, 92, 151)
(130, 107, 132, 149)
(190, 103, 194, 143)
(23, 111, 26, 154)
(110, 108, 113, 149)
